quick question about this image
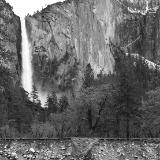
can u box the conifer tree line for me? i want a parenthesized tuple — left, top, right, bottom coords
(1, 43, 160, 138)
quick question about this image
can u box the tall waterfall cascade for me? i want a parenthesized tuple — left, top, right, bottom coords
(21, 17, 48, 106)
(21, 17, 33, 94)
(5, 0, 65, 107)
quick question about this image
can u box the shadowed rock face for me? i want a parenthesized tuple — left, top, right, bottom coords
(0, 0, 21, 84)
(26, 0, 160, 94)
(115, 0, 160, 61)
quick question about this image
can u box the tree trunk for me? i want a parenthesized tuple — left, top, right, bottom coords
(87, 108, 92, 130)
(115, 114, 120, 137)
(126, 115, 130, 139)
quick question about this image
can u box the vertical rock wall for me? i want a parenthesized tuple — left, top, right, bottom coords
(26, 0, 160, 94)
(25, 0, 119, 93)
(0, 0, 21, 84)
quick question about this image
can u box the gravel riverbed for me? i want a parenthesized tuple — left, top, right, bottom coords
(0, 138, 160, 160)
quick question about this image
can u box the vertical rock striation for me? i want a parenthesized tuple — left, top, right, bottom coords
(0, 0, 21, 84)
(26, 0, 160, 95)
(26, 0, 118, 93)
(116, 0, 160, 61)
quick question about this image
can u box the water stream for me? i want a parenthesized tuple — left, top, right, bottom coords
(21, 17, 33, 94)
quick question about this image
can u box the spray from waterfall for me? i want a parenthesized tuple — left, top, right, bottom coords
(21, 17, 33, 94)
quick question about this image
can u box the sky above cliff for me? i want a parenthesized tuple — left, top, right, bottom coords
(6, 0, 65, 17)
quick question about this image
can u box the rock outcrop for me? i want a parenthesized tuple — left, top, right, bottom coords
(26, 0, 160, 94)
(0, 0, 21, 84)
(26, 0, 118, 93)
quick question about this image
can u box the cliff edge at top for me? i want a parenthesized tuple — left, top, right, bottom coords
(26, 0, 160, 94)
(26, 0, 119, 94)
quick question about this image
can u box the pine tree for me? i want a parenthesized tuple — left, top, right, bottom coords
(31, 84, 40, 104)
(115, 54, 142, 138)
(149, 65, 160, 89)
(0, 92, 8, 127)
(134, 56, 150, 92)
(59, 95, 69, 112)
(83, 63, 94, 88)
(46, 91, 58, 115)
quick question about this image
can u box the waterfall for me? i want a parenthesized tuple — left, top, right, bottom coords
(21, 17, 33, 94)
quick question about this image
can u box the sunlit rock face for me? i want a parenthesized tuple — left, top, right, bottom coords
(0, 0, 21, 83)
(25, 0, 118, 94)
(26, 0, 160, 96)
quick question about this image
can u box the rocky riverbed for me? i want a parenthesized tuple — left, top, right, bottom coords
(0, 138, 160, 160)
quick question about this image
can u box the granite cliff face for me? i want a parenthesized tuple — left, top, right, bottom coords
(26, 0, 160, 94)
(26, 0, 118, 93)
(116, 0, 160, 61)
(0, 0, 21, 84)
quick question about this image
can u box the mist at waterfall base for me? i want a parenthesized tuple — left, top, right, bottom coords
(6, 0, 65, 107)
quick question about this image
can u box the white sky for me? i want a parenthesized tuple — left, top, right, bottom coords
(6, 0, 65, 17)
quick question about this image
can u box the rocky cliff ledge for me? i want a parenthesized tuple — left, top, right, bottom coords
(0, 0, 21, 84)
(26, 0, 160, 94)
